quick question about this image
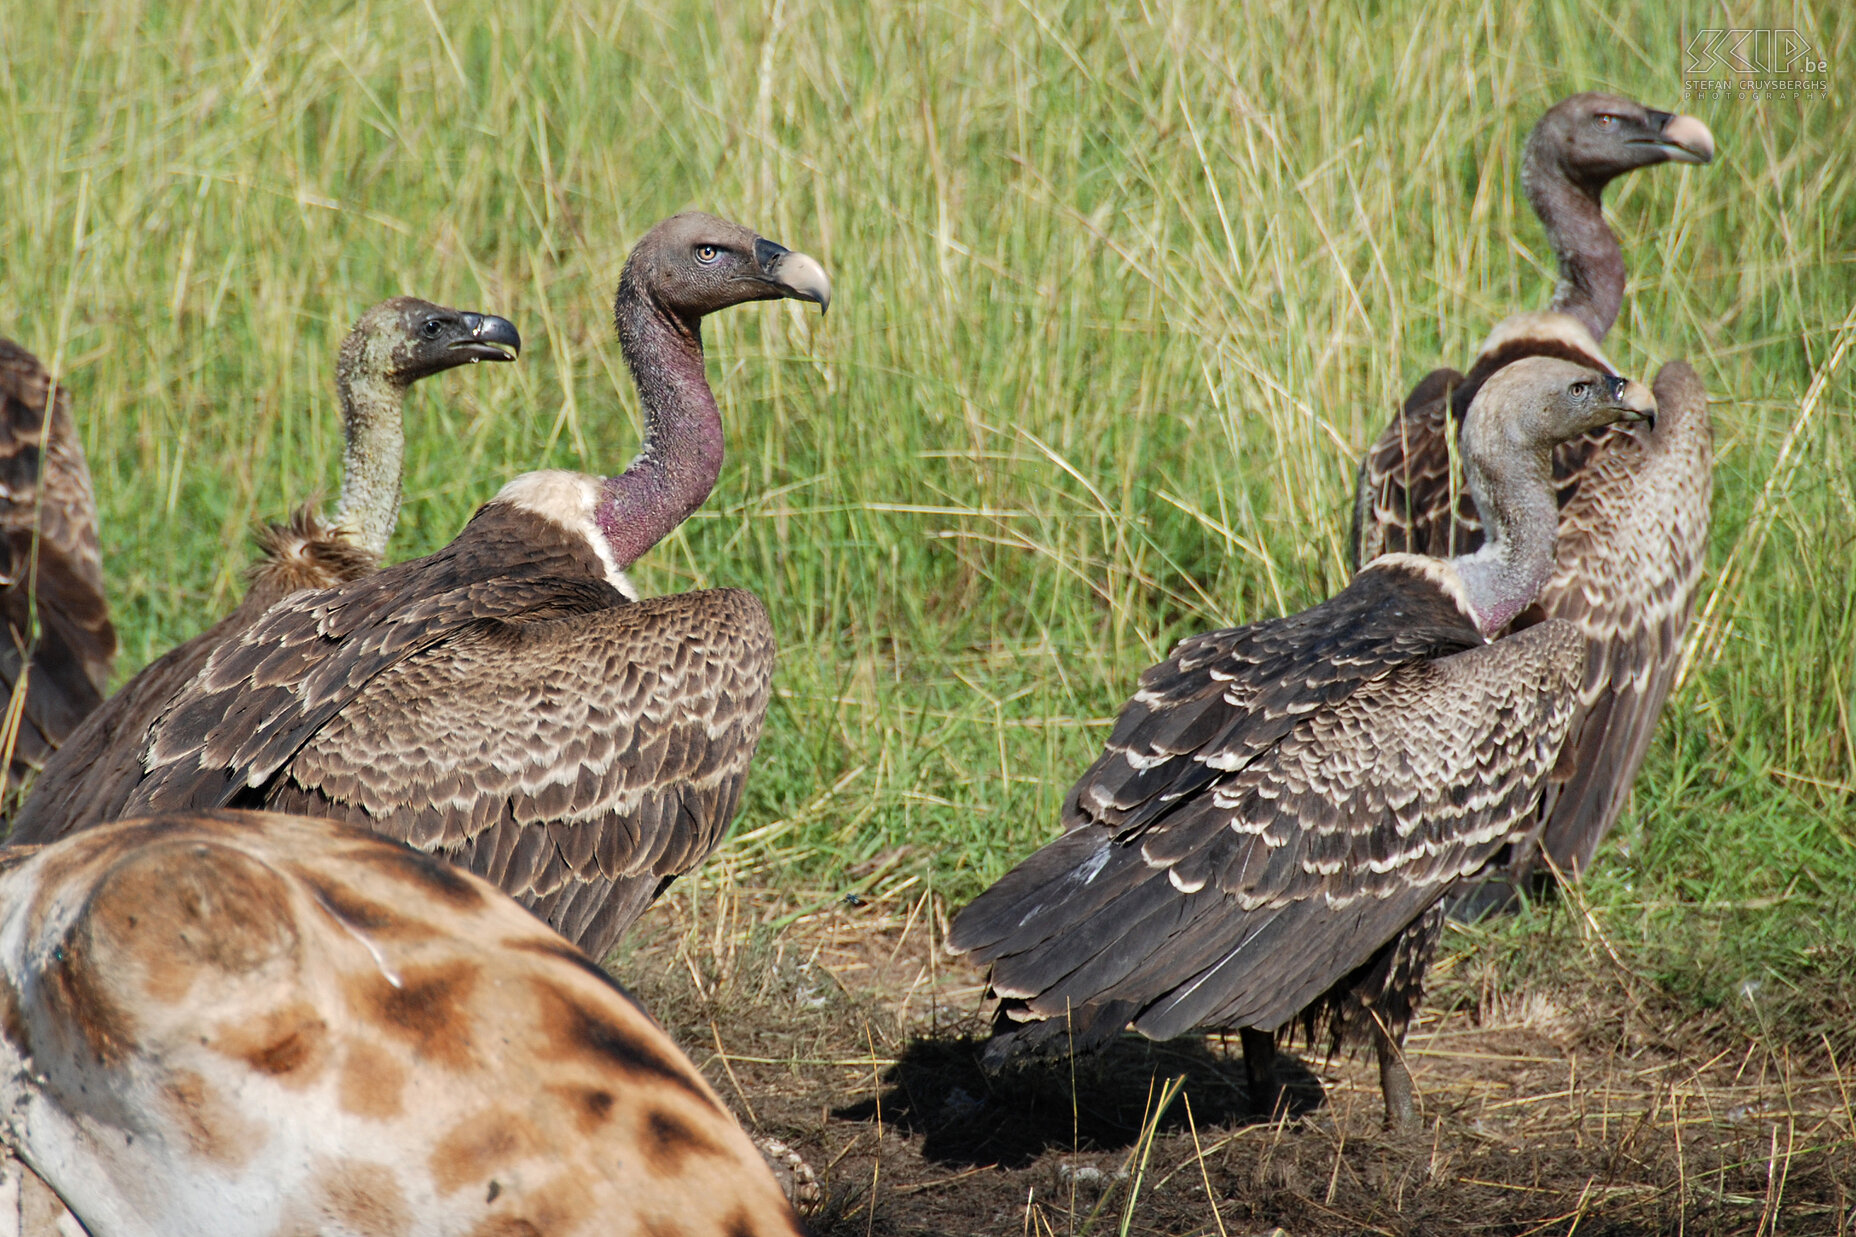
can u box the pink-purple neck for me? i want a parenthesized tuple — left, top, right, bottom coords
(1462, 552, 1553, 636)
(595, 291, 726, 570)
(1523, 143, 1625, 344)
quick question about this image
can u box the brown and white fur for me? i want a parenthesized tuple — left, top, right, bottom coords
(0, 810, 805, 1237)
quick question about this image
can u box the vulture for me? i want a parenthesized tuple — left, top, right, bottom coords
(0, 339, 115, 802)
(7, 298, 520, 842)
(28, 213, 829, 964)
(950, 357, 1657, 1130)
(0, 809, 807, 1237)
(1351, 93, 1715, 904)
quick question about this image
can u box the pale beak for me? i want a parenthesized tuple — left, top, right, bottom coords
(1657, 113, 1716, 165)
(753, 238, 833, 314)
(1606, 374, 1657, 428)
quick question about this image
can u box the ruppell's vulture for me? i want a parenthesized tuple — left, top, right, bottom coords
(951, 357, 1656, 1130)
(1350, 94, 1715, 905)
(7, 299, 519, 842)
(54, 214, 829, 964)
(0, 809, 807, 1237)
(0, 339, 115, 804)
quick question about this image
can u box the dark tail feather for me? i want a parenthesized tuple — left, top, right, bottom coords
(979, 998, 1139, 1073)
(949, 829, 1118, 959)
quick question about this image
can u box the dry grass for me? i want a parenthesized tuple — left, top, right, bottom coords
(618, 859, 1856, 1236)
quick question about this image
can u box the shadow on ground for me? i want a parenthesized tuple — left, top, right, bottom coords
(832, 1032, 1325, 1168)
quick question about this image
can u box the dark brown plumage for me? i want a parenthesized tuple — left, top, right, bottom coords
(951, 359, 1654, 1130)
(21, 214, 830, 964)
(1522, 360, 1711, 881)
(5, 298, 518, 842)
(0, 339, 116, 802)
(1350, 94, 1716, 903)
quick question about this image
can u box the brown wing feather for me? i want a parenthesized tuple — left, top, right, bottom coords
(8, 607, 256, 842)
(263, 588, 776, 960)
(111, 504, 769, 957)
(958, 562, 1486, 975)
(6, 506, 375, 845)
(0, 340, 116, 797)
(120, 502, 615, 815)
(1061, 561, 1487, 841)
(1352, 324, 1707, 891)
(1524, 360, 1712, 876)
(956, 617, 1584, 1056)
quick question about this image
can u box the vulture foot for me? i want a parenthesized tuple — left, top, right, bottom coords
(1239, 1027, 1284, 1120)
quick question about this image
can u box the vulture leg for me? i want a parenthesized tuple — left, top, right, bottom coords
(1373, 1017, 1416, 1133)
(1239, 1027, 1281, 1119)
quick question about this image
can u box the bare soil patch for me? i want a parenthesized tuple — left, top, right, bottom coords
(616, 866, 1856, 1236)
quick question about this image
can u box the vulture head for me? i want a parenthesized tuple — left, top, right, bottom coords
(1527, 93, 1715, 196)
(342, 297, 522, 388)
(1465, 356, 1655, 466)
(618, 212, 832, 328)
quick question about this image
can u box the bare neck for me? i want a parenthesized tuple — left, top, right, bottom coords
(1450, 439, 1558, 635)
(1522, 140, 1623, 342)
(594, 283, 726, 569)
(329, 364, 408, 560)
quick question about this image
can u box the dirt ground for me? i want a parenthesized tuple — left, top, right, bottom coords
(617, 864, 1856, 1237)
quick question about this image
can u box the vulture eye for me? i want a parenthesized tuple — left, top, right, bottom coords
(694, 244, 720, 264)
(419, 319, 445, 339)
(1594, 114, 1620, 130)
(1569, 380, 1592, 398)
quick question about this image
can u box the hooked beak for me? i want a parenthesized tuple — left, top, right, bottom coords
(753, 237, 832, 315)
(1605, 374, 1657, 429)
(1641, 111, 1715, 165)
(452, 313, 522, 362)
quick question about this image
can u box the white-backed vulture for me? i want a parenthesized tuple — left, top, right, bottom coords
(1350, 94, 1715, 904)
(7, 299, 519, 844)
(0, 340, 115, 801)
(28, 213, 829, 965)
(951, 358, 1656, 1131)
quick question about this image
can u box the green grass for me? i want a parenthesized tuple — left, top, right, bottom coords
(3, 0, 1852, 1040)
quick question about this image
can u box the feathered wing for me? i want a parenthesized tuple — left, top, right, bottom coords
(260, 589, 776, 959)
(1060, 562, 1489, 842)
(1351, 320, 1707, 892)
(6, 509, 373, 845)
(120, 518, 773, 959)
(121, 503, 620, 815)
(1524, 360, 1712, 876)
(7, 611, 250, 842)
(954, 601, 1584, 1055)
(0, 341, 116, 795)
